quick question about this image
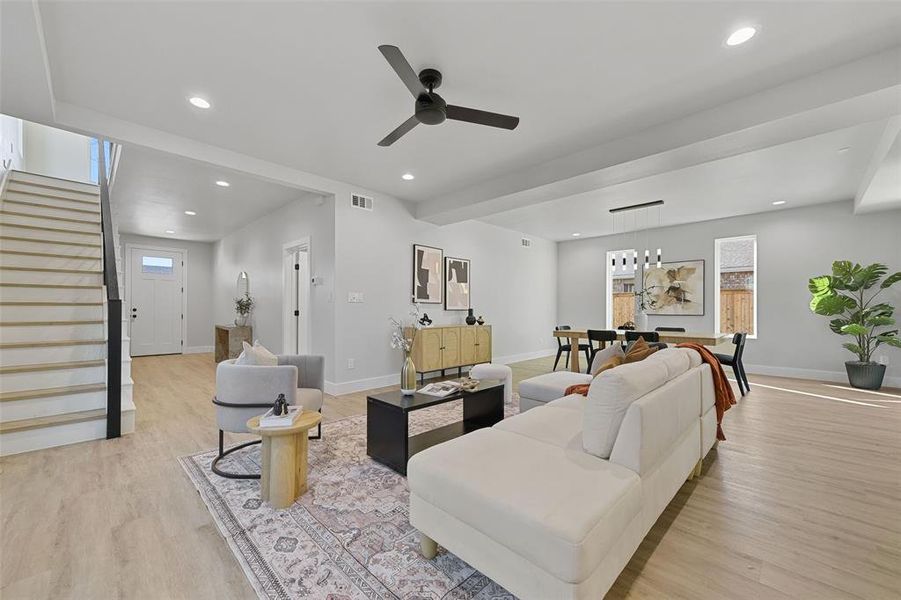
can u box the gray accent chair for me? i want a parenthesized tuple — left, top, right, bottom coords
(211, 354, 325, 479)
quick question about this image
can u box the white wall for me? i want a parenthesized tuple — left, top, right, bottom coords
(557, 201, 901, 386)
(0, 114, 24, 176)
(120, 234, 215, 351)
(22, 120, 92, 182)
(212, 195, 336, 378)
(333, 195, 557, 392)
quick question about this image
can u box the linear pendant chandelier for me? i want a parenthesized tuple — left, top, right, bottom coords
(609, 200, 664, 272)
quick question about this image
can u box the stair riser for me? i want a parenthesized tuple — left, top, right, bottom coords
(0, 304, 104, 320)
(0, 286, 102, 302)
(9, 173, 99, 196)
(0, 224, 102, 244)
(0, 253, 102, 270)
(0, 200, 99, 219)
(0, 367, 106, 393)
(4, 187, 100, 208)
(1, 213, 101, 233)
(0, 389, 105, 422)
(0, 323, 105, 343)
(0, 339, 130, 365)
(0, 271, 103, 286)
(0, 238, 102, 257)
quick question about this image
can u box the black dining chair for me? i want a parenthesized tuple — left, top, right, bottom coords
(655, 327, 686, 332)
(554, 326, 592, 371)
(714, 333, 750, 395)
(586, 329, 618, 366)
(623, 330, 660, 352)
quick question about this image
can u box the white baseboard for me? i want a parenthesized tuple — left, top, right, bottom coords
(183, 345, 213, 354)
(744, 363, 900, 389)
(324, 348, 558, 397)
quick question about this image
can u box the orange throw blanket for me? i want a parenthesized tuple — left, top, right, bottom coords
(677, 343, 736, 441)
(563, 344, 736, 441)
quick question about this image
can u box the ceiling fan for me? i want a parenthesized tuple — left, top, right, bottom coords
(377, 45, 520, 147)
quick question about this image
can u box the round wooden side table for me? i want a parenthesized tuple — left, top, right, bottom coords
(246, 411, 322, 509)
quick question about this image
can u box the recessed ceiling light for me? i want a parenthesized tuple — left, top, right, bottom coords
(401, 173, 415, 181)
(837, 146, 851, 153)
(188, 96, 211, 109)
(184, 210, 197, 216)
(572, 232, 581, 237)
(165, 229, 176, 234)
(726, 26, 757, 46)
(215, 180, 230, 187)
(772, 200, 786, 206)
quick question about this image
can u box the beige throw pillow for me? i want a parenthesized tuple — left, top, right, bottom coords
(235, 340, 278, 366)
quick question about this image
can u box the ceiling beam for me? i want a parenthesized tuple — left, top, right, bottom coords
(414, 48, 901, 225)
(854, 116, 901, 213)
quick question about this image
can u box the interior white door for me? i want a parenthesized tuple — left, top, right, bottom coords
(283, 246, 309, 355)
(129, 247, 183, 356)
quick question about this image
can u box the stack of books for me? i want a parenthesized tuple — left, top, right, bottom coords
(259, 406, 302, 428)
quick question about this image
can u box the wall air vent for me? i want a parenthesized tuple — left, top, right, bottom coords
(521, 237, 532, 248)
(351, 193, 374, 211)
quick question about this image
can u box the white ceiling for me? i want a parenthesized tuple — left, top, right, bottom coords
(112, 146, 318, 241)
(481, 121, 889, 240)
(22, 1, 901, 204)
(2, 1, 899, 242)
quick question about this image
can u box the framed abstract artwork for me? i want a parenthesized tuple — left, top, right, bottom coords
(444, 257, 471, 310)
(642, 259, 705, 316)
(412, 244, 443, 304)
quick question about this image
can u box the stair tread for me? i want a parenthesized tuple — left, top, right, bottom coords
(0, 382, 107, 402)
(0, 209, 102, 225)
(0, 320, 104, 326)
(4, 187, 101, 206)
(10, 172, 100, 194)
(0, 249, 101, 260)
(0, 199, 100, 215)
(0, 408, 107, 434)
(0, 235, 102, 248)
(0, 360, 105, 374)
(0, 301, 103, 306)
(0, 283, 103, 289)
(0, 339, 106, 349)
(0, 223, 102, 236)
(0, 266, 102, 274)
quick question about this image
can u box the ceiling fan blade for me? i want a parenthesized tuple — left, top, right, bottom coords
(446, 105, 519, 130)
(378, 115, 419, 147)
(378, 45, 426, 98)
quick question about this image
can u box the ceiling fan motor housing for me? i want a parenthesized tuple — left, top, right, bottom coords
(415, 91, 447, 125)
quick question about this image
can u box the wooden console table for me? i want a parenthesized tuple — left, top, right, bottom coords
(215, 325, 252, 362)
(404, 324, 492, 382)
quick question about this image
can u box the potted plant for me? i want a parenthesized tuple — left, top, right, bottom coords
(808, 261, 900, 390)
(234, 293, 254, 327)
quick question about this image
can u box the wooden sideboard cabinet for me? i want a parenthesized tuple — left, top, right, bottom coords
(215, 325, 252, 362)
(405, 325, 492, 378)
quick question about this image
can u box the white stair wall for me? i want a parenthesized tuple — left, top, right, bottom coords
(0, 170, 134, 456)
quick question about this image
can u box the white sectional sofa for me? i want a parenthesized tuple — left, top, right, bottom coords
(407, 347, 717, 600)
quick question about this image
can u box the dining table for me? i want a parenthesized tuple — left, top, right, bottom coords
(552, 329, 730, 373)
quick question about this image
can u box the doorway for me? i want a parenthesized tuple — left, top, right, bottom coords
(282, 238, 311, 355)
(127, 245, 185, 356)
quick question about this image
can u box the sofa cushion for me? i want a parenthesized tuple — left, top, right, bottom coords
(518, 371, 591, 403)
(407, 428, 642, 583)
(547, 393, 587, 411)
(494, 405, 582, 449)
(583, 360, 669, 459)
(235, 340, 278, 366)
(646, 347, 691, 381)
(685, 347, 702, 369)
(589, 343, 625, 375)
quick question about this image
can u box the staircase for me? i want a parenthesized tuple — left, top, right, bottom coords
(0, 170, 134, 456)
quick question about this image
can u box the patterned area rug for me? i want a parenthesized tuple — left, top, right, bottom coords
(180, 396, 521, 599)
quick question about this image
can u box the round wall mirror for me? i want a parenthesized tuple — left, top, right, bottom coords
(236, 271, 250, 297)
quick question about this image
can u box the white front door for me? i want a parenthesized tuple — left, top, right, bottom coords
(128, 247, 184, 356)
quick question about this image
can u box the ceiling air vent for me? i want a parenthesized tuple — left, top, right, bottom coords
(521, 237, 532, 248)
(351, 193, 373, 211)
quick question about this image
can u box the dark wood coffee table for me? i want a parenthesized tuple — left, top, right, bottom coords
(366, 381, 504, 475)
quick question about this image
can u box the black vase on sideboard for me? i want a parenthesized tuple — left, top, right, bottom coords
(465, 308, 477, 325)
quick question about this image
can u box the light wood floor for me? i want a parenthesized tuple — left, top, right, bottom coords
(1, 353, 899, 599)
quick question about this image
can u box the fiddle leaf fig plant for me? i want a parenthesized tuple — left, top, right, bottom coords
(808, 261, 901, 363)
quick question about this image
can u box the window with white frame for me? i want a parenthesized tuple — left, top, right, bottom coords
(715, 235, 757, 338)
(606, 249, 636, 329)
